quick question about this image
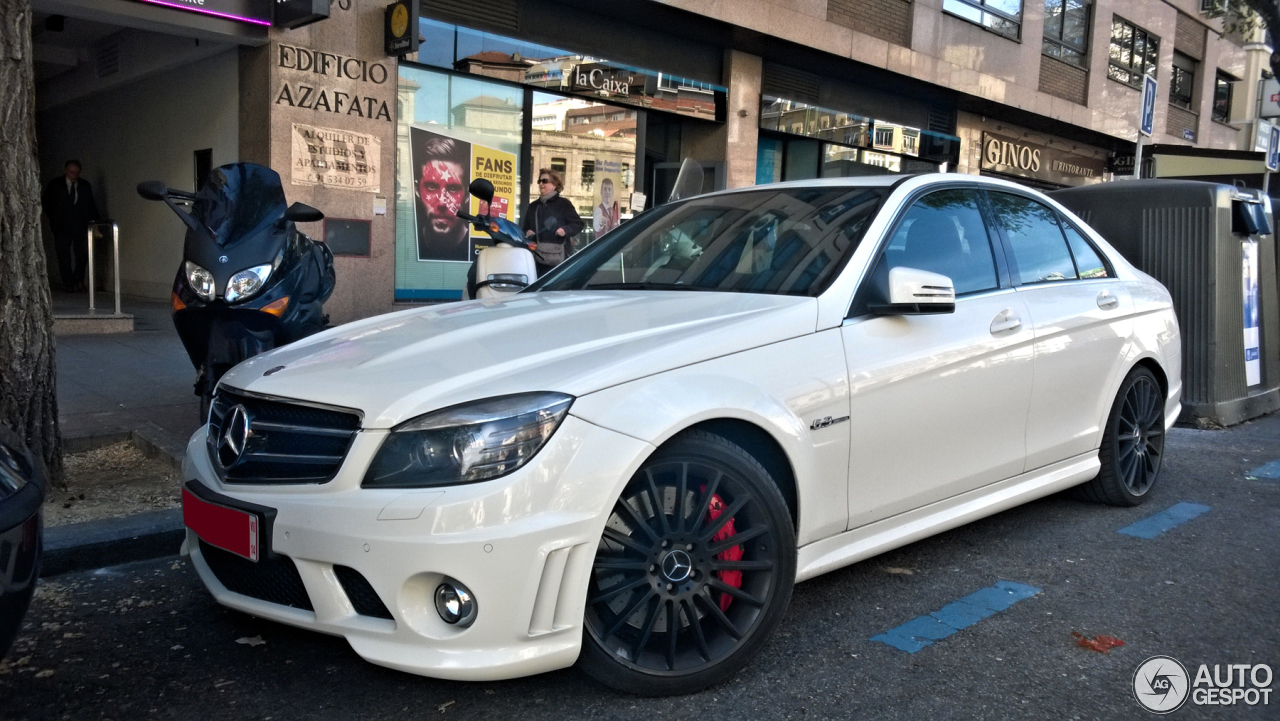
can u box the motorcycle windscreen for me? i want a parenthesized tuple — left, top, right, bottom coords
(192, 164, 288, 248)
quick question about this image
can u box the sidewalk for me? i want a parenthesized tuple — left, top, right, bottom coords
(49, 292, 198, 576)
(55, 292, 200, 461)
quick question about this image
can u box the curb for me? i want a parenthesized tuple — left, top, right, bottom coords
(42, 508, 184, 577)
(44, 429, 190, 577)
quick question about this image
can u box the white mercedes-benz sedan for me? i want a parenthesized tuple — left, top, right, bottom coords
(180, 173, 1181, 695)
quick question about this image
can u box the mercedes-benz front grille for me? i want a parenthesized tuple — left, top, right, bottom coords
(207, 389, 361, 484)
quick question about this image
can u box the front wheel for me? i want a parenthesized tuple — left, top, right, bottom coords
(578, 430, 796, 696)
(1077, 366, 1166, 506)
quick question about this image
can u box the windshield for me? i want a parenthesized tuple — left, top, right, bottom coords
(191, 164, 287, 247)
(534, 187, 886, 296)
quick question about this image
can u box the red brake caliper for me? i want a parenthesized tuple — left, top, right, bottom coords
(706, 493, 743, 611)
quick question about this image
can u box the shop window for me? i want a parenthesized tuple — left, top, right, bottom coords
(1043, 0, 1090, 68)
(1108, 17, 1159, 89)
(902, 132, 919, 156)
(873, 126, 894, 148)
(1170, 52, 1196, 110)
(1213, 72, 1235, 122)
(756, 137, 784, 184)
(943, 0, 1023, 40)
(394, 65, 524, 300)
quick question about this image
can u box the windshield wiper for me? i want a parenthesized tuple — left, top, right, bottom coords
(584, 282, 719, 292)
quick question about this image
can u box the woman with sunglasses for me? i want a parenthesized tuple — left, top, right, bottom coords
(523, 168, 584, 277)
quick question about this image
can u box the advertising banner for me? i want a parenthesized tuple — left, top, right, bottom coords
(409, 125, 518, 262)
(591, 159, 624, 240)
(1243, 241, 1261, 386)
(291, 123, 381, 192)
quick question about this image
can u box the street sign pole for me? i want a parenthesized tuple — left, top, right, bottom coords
(1135, 74, 1157, 180)
(1265, 124, 1280, 193)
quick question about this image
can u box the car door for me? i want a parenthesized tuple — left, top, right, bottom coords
(841, 187, 1035, 529)
(984, 191, 1133, 471)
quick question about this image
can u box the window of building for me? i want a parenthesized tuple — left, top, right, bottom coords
(942, 0, 1023, 40)
(1170, 52, 1197, 110)
(1108, 17, 1159, 89)
(1043, 0, 1090, 67)
(550, 157, 566, 173)
(874, 126, 895, 147)
(581, 159, 595, 191)
(1214, 72, 1235, 122)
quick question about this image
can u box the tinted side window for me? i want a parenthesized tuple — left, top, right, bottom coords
(988, 192, 1078, 284)
(1062, 223, 1110, 279)
(881, 189, 999, 295)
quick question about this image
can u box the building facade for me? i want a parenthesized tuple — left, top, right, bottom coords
(32, 0, 1274, 322)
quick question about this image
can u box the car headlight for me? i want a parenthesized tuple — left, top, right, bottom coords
(184, 261, 215, 301)
(224, 264, 273, 303)
(0, 442, 30, 501)
(362, 392, 573, 488)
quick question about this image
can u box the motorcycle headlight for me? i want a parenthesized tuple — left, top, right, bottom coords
(224, 264, 273, 303)
(362, 392, 573, 488)
(184, 261, 215, 301)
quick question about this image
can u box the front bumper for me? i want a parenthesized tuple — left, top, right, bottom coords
(182, 414, 652, 681)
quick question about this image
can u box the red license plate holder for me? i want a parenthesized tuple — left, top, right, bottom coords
(183, 486, 262, 562)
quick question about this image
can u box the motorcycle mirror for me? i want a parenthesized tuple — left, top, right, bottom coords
(468, 178, 495, 204)
(285, 202, 324, 223)
(137, 181, 168, 201)
(667, 158, 705, 204)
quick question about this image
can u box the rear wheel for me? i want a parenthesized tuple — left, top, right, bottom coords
(578, 430, 795, 696)
(1077, 366, 1166, 506)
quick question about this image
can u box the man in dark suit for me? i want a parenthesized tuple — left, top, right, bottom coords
(42, 159, 100, 292)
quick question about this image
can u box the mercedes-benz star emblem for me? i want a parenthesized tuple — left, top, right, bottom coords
(661, 549, 693, 583)
(217, 404, 253, 468)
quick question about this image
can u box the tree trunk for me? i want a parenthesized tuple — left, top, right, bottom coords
(0, 0, 62, 484)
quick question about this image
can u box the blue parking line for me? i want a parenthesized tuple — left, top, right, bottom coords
(870, 581, 1042, 654)
(1246, 459, 1280, 480)
(1116, 502, 1211, 539)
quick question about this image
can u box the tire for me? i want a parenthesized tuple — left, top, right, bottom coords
(578, 430, 796, 696)
(1076, 366, 1166, 506)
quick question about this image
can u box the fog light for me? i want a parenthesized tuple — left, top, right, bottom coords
(434, 578, 477, 627)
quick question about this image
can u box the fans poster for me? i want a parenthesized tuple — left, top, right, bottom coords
(410, 126, 517, 262)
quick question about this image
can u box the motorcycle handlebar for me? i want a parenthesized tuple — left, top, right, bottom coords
(456, 210, 476, 221)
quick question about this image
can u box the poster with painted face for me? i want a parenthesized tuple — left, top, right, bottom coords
(411, 127, 471, 262)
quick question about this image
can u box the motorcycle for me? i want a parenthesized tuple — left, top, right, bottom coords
(137, 163, 336, 419)
(457, 178, 539, 299)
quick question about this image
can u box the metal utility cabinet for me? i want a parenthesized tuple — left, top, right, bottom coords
(1052, 180, 1279, 426)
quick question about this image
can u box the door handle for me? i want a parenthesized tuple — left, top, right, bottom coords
(1097, 290, 1120, 310)
(990, 309, 1022, 334)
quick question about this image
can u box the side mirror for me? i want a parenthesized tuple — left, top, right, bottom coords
(285, 202, 324, 223)
(137, 181, 168, 201)
(870, 267, 956, 315)
(468, 178, 495, 204)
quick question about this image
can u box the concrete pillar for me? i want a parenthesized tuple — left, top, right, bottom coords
(724, 49, 762, 188)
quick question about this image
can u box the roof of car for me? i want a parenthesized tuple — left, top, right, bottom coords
(702, 173, 1042, 198)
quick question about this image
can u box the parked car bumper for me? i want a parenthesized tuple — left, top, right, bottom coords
(181, 414, 651, 681)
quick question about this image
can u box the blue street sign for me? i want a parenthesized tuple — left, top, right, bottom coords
(1140, 75, 1157, 137)
(1268, 125, 1280, 172)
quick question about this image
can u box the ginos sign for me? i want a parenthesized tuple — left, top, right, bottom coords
(984, 135, 1041, 172)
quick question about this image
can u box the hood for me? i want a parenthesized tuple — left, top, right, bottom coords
(220, 291, 817, 428)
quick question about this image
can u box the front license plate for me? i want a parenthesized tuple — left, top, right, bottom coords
(183, 487, 260, 562)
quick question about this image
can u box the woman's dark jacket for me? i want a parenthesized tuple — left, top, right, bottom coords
(522, 193, 584, 267)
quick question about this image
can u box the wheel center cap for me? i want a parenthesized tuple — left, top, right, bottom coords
(660, 549, 693, 583)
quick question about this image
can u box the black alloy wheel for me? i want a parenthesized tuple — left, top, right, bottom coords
(1077, 366, 1166, 506)
(578, 430, 796, 696)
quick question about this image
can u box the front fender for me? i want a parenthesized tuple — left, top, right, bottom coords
(570, 330, 851, 546)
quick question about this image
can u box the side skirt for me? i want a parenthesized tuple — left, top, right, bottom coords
(795, 452, 1099, 582)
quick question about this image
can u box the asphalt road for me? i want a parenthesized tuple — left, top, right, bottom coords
(4, 415, 1279, 720)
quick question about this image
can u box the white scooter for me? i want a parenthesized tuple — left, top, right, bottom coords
(458, 179, 538, 300)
